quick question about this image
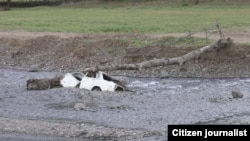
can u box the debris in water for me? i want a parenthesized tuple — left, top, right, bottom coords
(27, 76, 62, 90)
(74, 102, 86, 111)
(231, 87, 243, 98)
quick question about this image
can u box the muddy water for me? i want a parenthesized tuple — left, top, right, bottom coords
(0, 69, 250, 140)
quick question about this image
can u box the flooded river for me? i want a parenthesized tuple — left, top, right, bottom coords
(0, 69, 249, 140)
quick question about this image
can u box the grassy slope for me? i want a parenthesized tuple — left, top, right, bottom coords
(0, 4, 250, 33)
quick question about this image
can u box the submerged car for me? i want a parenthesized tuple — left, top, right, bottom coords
(60, 71, 126, 92)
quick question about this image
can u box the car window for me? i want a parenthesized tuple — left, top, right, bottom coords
(103, 73, 113, 81)
(86, 72, 96, 78)
(72, 73, 84, 81)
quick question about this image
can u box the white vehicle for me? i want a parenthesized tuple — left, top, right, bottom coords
(60, 71, 125, 92)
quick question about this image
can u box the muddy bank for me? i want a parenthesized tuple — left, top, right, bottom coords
(0, 32, 250, 78)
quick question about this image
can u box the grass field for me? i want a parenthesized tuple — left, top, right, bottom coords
(0, 4, 250, 33)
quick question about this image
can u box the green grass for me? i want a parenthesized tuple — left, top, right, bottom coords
(0, 4, 250, 33)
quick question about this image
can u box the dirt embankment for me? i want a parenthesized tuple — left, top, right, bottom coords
(0, 31, 250, 78)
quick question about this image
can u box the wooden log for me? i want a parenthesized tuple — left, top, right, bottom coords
(83, 38, 233, 73)
(27, 76, 62, 90)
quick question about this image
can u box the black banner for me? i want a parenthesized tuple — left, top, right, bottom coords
(168, 125, 250, 140)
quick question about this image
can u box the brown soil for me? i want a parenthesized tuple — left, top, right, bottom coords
(0, 31, 250, 78)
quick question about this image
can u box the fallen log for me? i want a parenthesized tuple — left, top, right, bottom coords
(27, 76, 62, 90)
(83, 38, 233, 73)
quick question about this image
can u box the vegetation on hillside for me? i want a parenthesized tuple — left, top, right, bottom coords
(2, 0, 250, 8)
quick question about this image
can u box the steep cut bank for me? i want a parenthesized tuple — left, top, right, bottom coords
(0, 32, 249, 78)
